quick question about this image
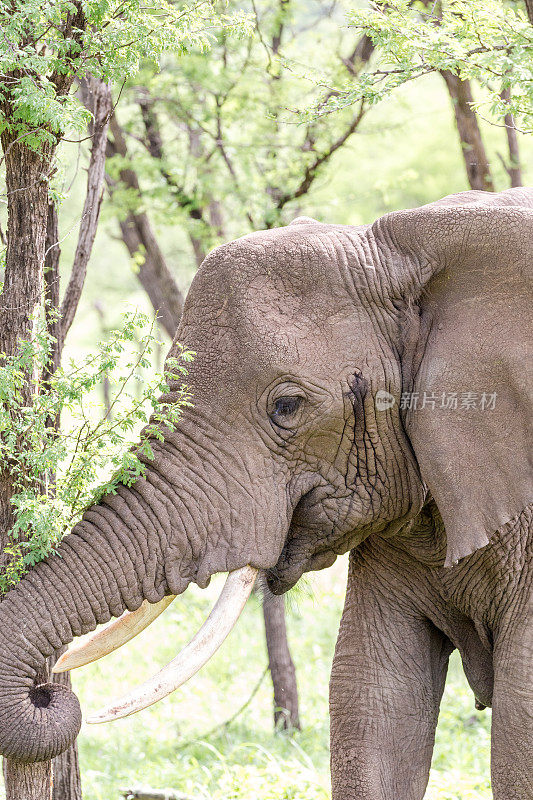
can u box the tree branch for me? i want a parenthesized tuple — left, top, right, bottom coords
(262, 590, 299, 729)
(122, 791, 195, 800)
(136, 87, 213, 263)
(275, 101, 366, 213)
(137, 88, 208, 224)
(106, 115, 185, 337)
(43, 200, 61, 393)
(440, 71, 494, 191)
(272, 0, 290, 56)
(50, 2, 86, 99)
(59, 76, 113, 347)
(499, 86, 523, 188)
(267, 27, 374, 217)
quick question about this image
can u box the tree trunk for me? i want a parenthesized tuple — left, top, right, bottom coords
(440, 71, 494, 191)
(3, 761, 52, 800)
(499, 87, 522, 188)
(0, 133, 55, 800)
(0, 139, 52, 549)
(44, 201, 62, 385)
(261, 591, 300, 730)
(115, 211, 184, 340)
(59, 77, 112, 350)
(44, 203, 83, 800)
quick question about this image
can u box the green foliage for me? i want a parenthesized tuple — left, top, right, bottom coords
(0, 0, 253, 147)
(0, 310, 193, 592)
(106, 0, 368, 246)
(330, 0, 533, 131)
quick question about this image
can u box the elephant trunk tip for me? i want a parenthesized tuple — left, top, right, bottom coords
(0, 681, 82, 763)
(29, 684, 53, 708)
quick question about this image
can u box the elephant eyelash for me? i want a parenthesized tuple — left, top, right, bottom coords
(269, 395, 305, 430)
(272, 396, 302, 417)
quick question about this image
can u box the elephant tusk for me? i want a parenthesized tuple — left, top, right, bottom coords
(52, 596, 176, 673)
(87, 565, 258, 724)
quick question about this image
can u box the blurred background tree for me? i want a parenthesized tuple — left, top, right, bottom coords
(341, 0, 533, 187)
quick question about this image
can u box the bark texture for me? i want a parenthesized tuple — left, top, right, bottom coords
(3, 760, 52, 800)
(44, 201, 62, 384)
(0, 140, 52, 553)
(0, 138, 57, 798)
(262, 591, 300, 730)
(440, 72, 494, 191)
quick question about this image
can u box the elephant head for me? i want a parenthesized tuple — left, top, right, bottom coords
(0, 188, 530, 762)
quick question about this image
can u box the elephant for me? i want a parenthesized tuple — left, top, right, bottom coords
(0, 187, 531, 800)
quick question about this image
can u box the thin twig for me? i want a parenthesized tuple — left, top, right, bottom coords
(275, 101, 366, 211)
(176, 665, 269, 749)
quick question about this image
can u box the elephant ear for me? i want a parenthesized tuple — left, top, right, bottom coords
(373, 189, 533, 566)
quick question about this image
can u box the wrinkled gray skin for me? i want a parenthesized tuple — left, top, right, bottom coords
(0, 189, 531, 798)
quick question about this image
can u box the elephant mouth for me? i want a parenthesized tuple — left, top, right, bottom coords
(267, 503, 423, 594)
(266, 482, 388, 594)
(266, 488, 344, 594)
(266, 546, 337, 594)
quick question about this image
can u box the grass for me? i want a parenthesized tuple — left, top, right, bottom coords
(22, 556, 491, 800)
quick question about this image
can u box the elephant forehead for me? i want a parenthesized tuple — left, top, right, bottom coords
(182, 307, 315, 387)
(177, 227, 372, 395)
(184, 264, 355, 370)
(185, 229, 358, 327)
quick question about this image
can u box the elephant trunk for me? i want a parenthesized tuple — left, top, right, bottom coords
(0, 484, 174, 763)
(0, 424, 287, 763)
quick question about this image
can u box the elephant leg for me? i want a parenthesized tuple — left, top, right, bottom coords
(330, 551, 453, 800)
(490, 619, 533, 799)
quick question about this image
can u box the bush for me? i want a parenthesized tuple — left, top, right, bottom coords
(0, 310, 193, 591)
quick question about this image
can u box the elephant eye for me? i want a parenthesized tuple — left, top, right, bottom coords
(270, 396, 303, 428)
